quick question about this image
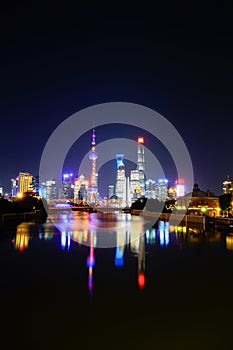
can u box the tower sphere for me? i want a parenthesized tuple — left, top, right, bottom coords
(89, 150, 98, 160)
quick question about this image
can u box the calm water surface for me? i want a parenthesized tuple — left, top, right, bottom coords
(0, 211, 233, 349)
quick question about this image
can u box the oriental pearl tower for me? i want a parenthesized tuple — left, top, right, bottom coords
(88, 129, 98, 204)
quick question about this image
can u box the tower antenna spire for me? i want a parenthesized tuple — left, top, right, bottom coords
(89, 128, 98, 204)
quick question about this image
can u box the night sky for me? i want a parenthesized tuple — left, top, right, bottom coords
(0, 3, 232, 196)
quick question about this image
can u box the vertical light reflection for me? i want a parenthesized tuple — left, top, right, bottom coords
(226, 235, 233, 250)
(158, 221, 170, 247)
(67, 232, 71, 251)
(61, 231, 66, 250)
(14, 222, 32, 252)
(165, 222, 170, 246)
(86, 231, 95, 295)
(115, 246, 124, 267)
(159, 230, 164, 246)
(138, 235, 145, 289)
(115, 228, 125, 267)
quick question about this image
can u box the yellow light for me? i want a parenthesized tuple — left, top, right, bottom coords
(16, 192, 23, 198)
(226, 236, 233, 250)
(201, 207, 207, 212)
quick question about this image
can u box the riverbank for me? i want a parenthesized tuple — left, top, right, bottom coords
(131, 210, 233, 231)
(0, 210, 47, 232)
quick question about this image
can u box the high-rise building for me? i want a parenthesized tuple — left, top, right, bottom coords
(115, 154, 131, 206)
(88, 129, 98, 204)
(78, 184, 88, 201)
(145, 179, 156, 199)
(11, 178, 18, 197)
(155, 179, 168, 201)
(32, 176, 39, 194)
(17, 171, 33, 195)
(108, 185, 115, 199)
(137, 137, 145, 196)
(130, 169, 140, 199)
(115, 154, 126, 201)
(45, 180, 57, 200)
(61, 173, 73, 199)
(39, 181, 46, 199)
(74, 174, 89, 203)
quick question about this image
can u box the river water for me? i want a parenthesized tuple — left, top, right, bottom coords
(0, 211, 233, 349)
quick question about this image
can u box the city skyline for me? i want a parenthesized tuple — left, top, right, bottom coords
(1, 124, 232, 200)
(0, 4, 232, 196)
(4, 130, 187, 201)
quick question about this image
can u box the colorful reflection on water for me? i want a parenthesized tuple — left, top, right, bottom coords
(2, 211, 233, 348)
(11, 211, 230, 298)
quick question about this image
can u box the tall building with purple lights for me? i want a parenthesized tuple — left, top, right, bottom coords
(88, 129, 98, 203)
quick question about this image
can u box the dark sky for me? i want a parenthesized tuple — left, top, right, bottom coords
(0, 2, 232, 195)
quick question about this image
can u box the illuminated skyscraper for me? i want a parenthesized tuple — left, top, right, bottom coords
(32, 176, 39, 194)
(11, 178, 17, 197)
(17, 171, 33, 195)
(145, 179, 156, 199)
(61, 173, 73, 198)
(45, 180, 57, 200)
(115, 154, 126, 201)
(155, 179, 168, 201)
(88, 129, 98, 204)
(115, 154, 131, 206)
(137, 137, 145, 196)
(130, 169, 140, 199)
(74, 174, 89, 203)
(108, 185, 114, 199)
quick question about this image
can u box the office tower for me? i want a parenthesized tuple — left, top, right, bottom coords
(108, 185, 114, 199)
(78, 184, 88, 201)
(39, 181, 46, 199)
(130, 169, 140, 199)
(115, 154, 126, 201)
(175, 178, 185, 197)
(32, 175, 39, 194)
(155, 178, 168, 201)
(137, 137, 145, 196)
(17, 171, 33, 195)
(11, 178, 17, 197)
(145, 179, 156, 199)
(0, 186, 3, 197)
(45, 180, 57, 200)
(74, 174, 89, 203)
(88, 129, 98, 204)
(61, 173, 73, 198)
